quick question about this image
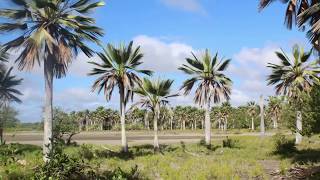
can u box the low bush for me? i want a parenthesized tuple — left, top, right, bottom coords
(273, 133, 296, 154)
(34, 139, 144, 180)
(34, 140, 91, 180)
(222, 137, 240, 148)
(78, 144, 95, 161)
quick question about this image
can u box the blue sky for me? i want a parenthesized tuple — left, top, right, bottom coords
(0, 0, 311, 122)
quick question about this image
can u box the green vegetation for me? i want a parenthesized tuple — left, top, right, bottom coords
(1, 135, 320, 179)
(0, 0, 319, 179)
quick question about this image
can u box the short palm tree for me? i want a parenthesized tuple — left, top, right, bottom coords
(268, 96, 283, 129)
(179, 50, 232, 145)
(247, 101, 258, 130)
(0, 0, 104, 160)
(134, 77, 177, 151)
(267, 44, 320, 144)
(89, 41, 152, 152)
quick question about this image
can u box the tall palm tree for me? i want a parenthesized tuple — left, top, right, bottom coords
(0, 0, 104, 160)
(134, 77, 177, 151)
(0, 47, 23, 144)
(0, 67, 23, 144)
(267, 44, 320, 144)
(247, 101, 258, 131)
(259, 0, 320, 51)
(179, 50, 232, 145)
(89, 41, 152, 152)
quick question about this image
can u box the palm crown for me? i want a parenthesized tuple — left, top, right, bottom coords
(134, 78, 177, 112)
(259, 0, 311, 29)
(0, 45, 22, 107)
(267, 45, 320, 98)
(179, 50, 232, 106)
(0, 67, 23, 107)
(259, 0, 320, 50)
(89, 41, 153, 103)
(0, 0, 104, 77)
(247, 101, 258, 117)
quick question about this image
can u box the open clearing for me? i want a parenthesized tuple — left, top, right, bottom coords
(1, 132, 319, 179)
(4, 130, 283, 145)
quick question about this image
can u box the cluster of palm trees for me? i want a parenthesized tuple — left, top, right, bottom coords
(0, 0, 232, 157)
(88, 41, 233, 151)
(0, 0, 319, 160)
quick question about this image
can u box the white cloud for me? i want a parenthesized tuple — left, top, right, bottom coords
(228, 44, 284, 105)
(133, 35, 195, 72)
(230, 89, 251, 106)
(68, 53, 99, 76)
(160, 0, 207, 15)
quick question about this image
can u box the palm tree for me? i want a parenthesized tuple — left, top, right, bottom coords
(259, 0, 320, 51)
(259, 0, 310, 29)
(0, 0, 104, 160)
(179, 50, 232, 145)
(0, 47, 23, 144)
(89, 41, 152, 152)
(0, 67, 23, 144)
(268, 96, 283, 129)
(267, 44, 320, 144)
(247, 101, 258, 131)
(134, 78, 177, 151)
(220, 102, 232, 131)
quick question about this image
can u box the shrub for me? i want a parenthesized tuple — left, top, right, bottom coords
(100, 165, 143, 180)
(34, 139, 94, 180)
(222, 137, 239, 148)
(273, 133, 296, 154)
(78, 144, 95, 161)
(0, 143, 39, 165)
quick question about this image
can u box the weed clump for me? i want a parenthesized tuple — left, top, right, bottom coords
(273, 133, 296, 154)
(222, 137, 239, 148)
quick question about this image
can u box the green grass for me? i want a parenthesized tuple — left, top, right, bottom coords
(1, 135, 320, 179)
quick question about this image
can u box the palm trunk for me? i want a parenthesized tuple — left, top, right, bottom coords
(170, 117, 173, 130)
(295, 111, 302, 144)
(251, 117, 255, 130)
(119, 84, 128, 152)
(0, 109, 3, 144)
(224, 118, 228, 131)
(0, 128, 3, 144)
(260, 95, 265, 136)
(194, 120, 197, 131)
(205, 100, 211, 145)
(144, 111, 149, 130)
(153, 104, 160, 151)
(43, 59, 54, 161)
(272, 116, 278, 129)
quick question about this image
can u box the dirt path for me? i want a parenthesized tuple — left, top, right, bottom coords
(4, 131, 282, 146)
(259, 160, 281, 179)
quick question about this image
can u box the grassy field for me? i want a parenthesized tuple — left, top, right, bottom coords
(1, 134, 320, 179)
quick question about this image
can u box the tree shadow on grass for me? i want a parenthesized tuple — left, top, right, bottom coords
(95, 144, 178, 160)
(292, 149, 320, 164)
(274, 147, 320, 164)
